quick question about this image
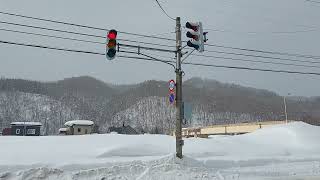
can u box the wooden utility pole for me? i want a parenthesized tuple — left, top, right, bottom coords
(175, 17, 183, 159)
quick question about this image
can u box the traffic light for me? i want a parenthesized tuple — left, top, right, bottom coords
(106, 29, 117, 60)
(185, 22, 204, 52)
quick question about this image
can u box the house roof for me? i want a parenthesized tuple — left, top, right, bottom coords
(64, 120, 94, 127)
(10, 122, 42, 126)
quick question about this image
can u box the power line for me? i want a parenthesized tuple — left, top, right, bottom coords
(2, 10, 319, 60)
(0, 26, 175, 54)
(119, 50, 176, 68)
(183, 62, 320, 76)
(154, 0, 175, 20)
(197, 49, 320, 64)
(0, 11, 175, 41)
(0, 40, 104, 55)
(0, 28, 104, 45)
(4, 22, 315, 66)
(1, 39, 320, 76)
(190, 54, 320, 69)
(119, 43, 175, 53)
(0, 39, 176, 66)
(119, 39, 175, 48)
(203, 27, 319, 35)
(204, 43, 320, 60)
(0, 21, 103, 38)
(306, 0, 320, 4)
(0, 21, 176, 48)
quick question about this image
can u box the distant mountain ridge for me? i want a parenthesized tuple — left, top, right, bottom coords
(0, 76, 319, 134)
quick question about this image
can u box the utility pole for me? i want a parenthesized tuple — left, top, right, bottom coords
(175, 17, 183, 159)
(283, 96, 288, 124)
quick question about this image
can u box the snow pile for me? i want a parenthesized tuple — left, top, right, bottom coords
(64, 120, 94, 126)
(1, 121, 320, 179)
(185, 121, 320, 160)
(10, 122, 42, 126)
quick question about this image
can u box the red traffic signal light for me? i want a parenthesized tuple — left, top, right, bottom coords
(106, 29, 118, 60)
(185, 22, 205, 52)
(186, 22, 199, 32)
(107, 30, 117, 39)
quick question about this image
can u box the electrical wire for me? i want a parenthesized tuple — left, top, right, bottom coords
(0, 40, 104, 55)
(204, 43, 320, 60)
(306, 0, 320, 4)
(0, 11, 175, 41)
(2, 24, 319, 68)
(3, 25, 313, 68)
(2, 10, 320, 60)
(154, 0, 175, 21)
(0, 21, 103, 38)
(182, 62, 320, 76)
(0, 39, 174, 65)
(0, 28, 104, 44)
(0, 23, 176, 52)
(203, 28, 319, 35)
(195, 49, 320, 64)
(190, 54, 320, 69)
(1, 39, 320, 76)
(0, 21, 176, 48)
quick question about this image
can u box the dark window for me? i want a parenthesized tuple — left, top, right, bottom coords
(85, 129, 88, 134)
(27, 129, 36, 134)
(78, 128, 81, 133)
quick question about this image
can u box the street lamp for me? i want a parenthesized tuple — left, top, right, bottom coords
(283, 93, 291, 124)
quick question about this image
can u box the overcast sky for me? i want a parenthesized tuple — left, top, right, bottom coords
(0, 0, 320, 96)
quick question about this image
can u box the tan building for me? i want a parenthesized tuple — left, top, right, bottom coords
(63, 120, 94, 135)
(179, 120, 293, 138)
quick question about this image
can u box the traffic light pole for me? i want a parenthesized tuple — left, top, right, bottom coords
(175, 17, 183, 159)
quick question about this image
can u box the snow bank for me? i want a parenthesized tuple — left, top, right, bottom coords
(1, 121, 320, 179)
(184, 121, 320, 160)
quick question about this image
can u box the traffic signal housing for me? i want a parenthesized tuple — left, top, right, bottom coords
(106, 29, 117, 60)
(185, 22, 204, 52)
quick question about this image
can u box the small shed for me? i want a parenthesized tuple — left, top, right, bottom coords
(10, 122, 42, 136)
(108, 124, 138, 135)
(64, 120, 94, 135)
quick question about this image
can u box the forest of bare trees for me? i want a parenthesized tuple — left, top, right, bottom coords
(0, 76, 319, 135)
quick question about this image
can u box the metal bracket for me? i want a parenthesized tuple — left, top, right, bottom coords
(181, 44, 188, 50)
(203, 32, 208, 42)
(181, 49, 195, 63)
(181, 51, 188, 56)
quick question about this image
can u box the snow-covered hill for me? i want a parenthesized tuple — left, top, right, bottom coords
(1, 122, 320, 179)
(0, 91, 81, 135)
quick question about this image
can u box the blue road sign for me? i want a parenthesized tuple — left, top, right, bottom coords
(169, 93, 175, 104)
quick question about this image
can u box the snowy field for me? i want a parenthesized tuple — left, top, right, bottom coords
(1, 122, 320, 180)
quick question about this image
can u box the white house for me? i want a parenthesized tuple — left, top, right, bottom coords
(63, 120, 94, 135)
